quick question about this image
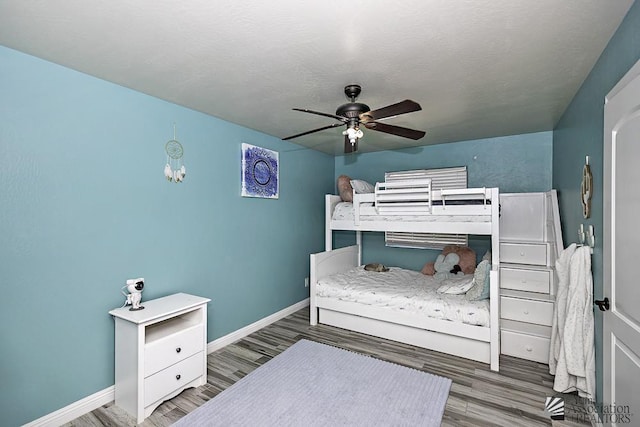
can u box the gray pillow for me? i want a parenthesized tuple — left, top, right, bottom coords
(350, 179, 375, 194)
(465, 260, 491, 301)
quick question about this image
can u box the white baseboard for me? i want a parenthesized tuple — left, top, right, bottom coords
(24, 298, 310, 426)
(207, 298, 310, 353)
(23, 386, 115, 427)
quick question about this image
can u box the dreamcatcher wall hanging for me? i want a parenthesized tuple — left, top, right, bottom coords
(164, 125, 186, 183)
(581, 155, 593, 218)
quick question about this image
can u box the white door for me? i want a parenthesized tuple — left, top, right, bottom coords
(603, 60, 640, 426)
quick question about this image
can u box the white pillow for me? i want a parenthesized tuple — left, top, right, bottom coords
(350, 179, 375, 194)
(436, 275, 475, 294)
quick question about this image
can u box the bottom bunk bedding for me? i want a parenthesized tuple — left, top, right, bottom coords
(316, 266, 490, 327)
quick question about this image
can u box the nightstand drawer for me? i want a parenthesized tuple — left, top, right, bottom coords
(501, 296, 553, 326)
(500, 242, 549, 265)
(144, 325, 204, 377)
(501, 330, 550, 363)
(500, 266, 551, 294)
(144, 351, 204, 407)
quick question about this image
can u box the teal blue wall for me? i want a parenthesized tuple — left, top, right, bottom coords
(552, 1, 640, 408)
(334, 131, 553, 270)
(0, 46, 334, 426)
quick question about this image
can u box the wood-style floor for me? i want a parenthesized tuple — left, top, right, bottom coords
(65, 308, 592, 427)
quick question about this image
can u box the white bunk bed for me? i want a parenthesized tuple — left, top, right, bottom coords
(310, 182, 501, 371)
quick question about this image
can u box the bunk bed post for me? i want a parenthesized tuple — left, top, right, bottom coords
(491, 188, 501, 269)
(356, 231, 362, 266)
(490, 187, 501, 371)
(309, 253, 318, 326)
(309, 290, 318, 326)
(325, 195, 333, 251)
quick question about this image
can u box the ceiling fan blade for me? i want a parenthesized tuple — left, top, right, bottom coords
(364, 121, 426, 140)
(360, 100, 421, 122)
(292, 108, 347, 122)
(283, 123, 344, 140)
(344, 135, 358, 153)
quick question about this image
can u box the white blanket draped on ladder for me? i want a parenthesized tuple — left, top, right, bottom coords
(549, 243, 595, 400)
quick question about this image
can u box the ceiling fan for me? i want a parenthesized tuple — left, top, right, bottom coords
(283, 84, 426, 153)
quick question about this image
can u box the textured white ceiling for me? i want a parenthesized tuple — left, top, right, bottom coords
(0, 1, 634, 155)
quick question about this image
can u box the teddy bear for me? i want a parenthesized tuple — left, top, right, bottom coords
(421, 245, 477, 276)
(337, 175, 353, 202)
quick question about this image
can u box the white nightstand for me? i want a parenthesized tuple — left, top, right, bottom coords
(109, 292, 211, 423)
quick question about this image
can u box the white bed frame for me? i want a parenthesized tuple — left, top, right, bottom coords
(310, 186, 501, 371)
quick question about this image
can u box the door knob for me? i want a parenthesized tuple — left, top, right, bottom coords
(594, 297, 610, 311)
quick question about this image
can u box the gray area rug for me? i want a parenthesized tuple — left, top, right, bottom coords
(172, 339, 451, 426)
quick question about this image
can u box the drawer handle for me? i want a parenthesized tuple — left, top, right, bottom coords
(525, 345, 533, 352)
(520, 252, 525, 256)
(176, 374, 181, 380)
(176, 347, 182, 353)
(523, 310, 529, 315)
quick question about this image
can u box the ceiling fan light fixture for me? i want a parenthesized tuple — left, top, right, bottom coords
(343, 126, 363, 144)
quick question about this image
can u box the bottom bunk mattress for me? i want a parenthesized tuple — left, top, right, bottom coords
(316, 266, 490, 327)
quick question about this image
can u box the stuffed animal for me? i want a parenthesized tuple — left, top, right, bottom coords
(364, 263, 389, 272)
(421, 245, 477, 276)
(337, 175, 353, 202)
(432, 253, 463, 281)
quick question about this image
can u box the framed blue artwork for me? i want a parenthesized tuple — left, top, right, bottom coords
(241, 143, 279, 199)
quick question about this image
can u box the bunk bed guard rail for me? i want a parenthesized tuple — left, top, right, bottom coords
(374, 178, 432, 215)
(384, 167, 467, 249)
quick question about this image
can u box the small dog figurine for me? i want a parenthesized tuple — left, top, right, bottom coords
(364, 263, 389, 272)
